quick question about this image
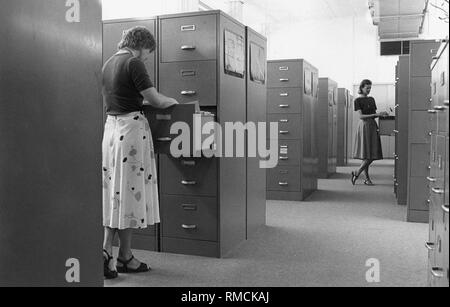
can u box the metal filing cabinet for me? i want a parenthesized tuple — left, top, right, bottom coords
(427, 40, 449, 287)
(266, 59, 319, 201)
(337, 88, 350, 166)
(246, 27, 267, 239)
(317, 78, 338, 178)
(103, 18, 159, 252)
(407, 40, 440, 223)
(158, 11, 248, 258)
(395, 55, 410, 206)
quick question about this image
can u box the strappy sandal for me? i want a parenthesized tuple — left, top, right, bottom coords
(351, 172, 358, 186)
(117, 256, 151, 274)
(103, 250, 118, 280)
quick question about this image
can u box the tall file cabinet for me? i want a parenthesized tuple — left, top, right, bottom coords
(246, 27, 267, 238)
(406, 40, 440, 223)
(427, 40, 449, 287)
(395, 55, 410, 206)
(347, 94, 354, 163)
(266, 59, 319, 201)
(317, 78, 338, 178)
(337, 88, 350, 166)
(157, 11, 247, 258)
(103, 18, 159, 251)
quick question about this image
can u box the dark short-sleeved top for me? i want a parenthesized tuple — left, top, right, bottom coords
(354, 97, 377, 115)
(102, 52, 154, 116)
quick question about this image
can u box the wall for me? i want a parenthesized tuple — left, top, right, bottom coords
(268, 15, 399, 91)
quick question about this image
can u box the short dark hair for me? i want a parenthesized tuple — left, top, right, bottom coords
(118, 26, 156, 52)
(359, 79, 372, 94)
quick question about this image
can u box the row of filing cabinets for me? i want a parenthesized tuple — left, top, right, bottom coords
(406, 40, 441, 223)
(427, 40, 449, 287)
(103, 10, 267, 258)
(317, 78, 338, 178)
(266, 59, 319, 201)
(394, 55, 410, 204)
(337, 88, 351, 167)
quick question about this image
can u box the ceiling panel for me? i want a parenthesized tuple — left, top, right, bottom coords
(371, 0, 428, 40)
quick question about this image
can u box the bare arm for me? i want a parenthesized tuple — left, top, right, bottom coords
(357, 110, 388, 120)
(141, 88, 178, 109)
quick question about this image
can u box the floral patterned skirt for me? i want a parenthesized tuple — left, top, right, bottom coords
(102, 111, 160, 230)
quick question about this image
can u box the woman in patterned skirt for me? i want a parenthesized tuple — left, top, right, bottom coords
(351, 79, 388, 186)
(102, 27, 178, 279)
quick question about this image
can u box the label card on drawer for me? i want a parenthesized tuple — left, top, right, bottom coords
(280, 148, 288, 155)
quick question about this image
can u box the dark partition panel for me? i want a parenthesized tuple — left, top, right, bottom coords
(0, 0, 103, 286)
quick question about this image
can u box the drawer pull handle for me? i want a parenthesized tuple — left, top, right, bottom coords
(181, 180, 197, 186)
(444, 100, 449, 106)
(393, 130, 399, 134)
(279, 78, 289, 82)
(181, 25, 196, 31)
(279, 66, 289, 71)
(431, 268, 445, 278)
(280, 145, 289, 149)
(181, 45, 196, 51)
(181, 90, 197, 96)
(432, 188, 444, 195)
(442, 205, 449, 213)
(279, 104, 290, 108)
(425, 242, 436, 251)
(279, 131, 289, 135)
(280, 93, 289, 97)
(427, 177, 437, 183)
(279, 119, 289, 123)
(157, 137, 172, 142)
(182, 204, 198, 211)
(434, 106, 446, 111)
(280, 157, 289, 161)
(181, 70, 196, 77)
(279, 182, 289, 186)
(181, 160, 196, 167)
(182, 224, 198, 230)
(428, 109, 438, 114)
(426, 199, 431, 206)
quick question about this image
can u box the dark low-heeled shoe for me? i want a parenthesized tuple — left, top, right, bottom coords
(117, 256, 151, 274)
(351, 172, 358, 186)
(103, 250, 118, 280)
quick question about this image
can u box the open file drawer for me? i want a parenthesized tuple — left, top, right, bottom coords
(143, 103, 216, 156)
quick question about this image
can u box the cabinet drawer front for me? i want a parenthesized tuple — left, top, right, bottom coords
(161, 157, 218, 197)
(267, 88, 302, 114)
(409, 177, 430, 211)
(410, 111, 433, 143)
(144, 104, 215, 154)
(267, 61, 301, 88)
(410, 144, 431, 177)
(159, 61, 217, 106)
(160, 15, 217, 62)
(267, 166, 301, 192)
(267, 114, 301, 140)
(430, 179, 445, 210)
(435, 135, 447, 179)
(276, 140, 301, 166)
(410, 77, 433, 110)
(437, 107, 449, 134)
(161, 195, 218, 242)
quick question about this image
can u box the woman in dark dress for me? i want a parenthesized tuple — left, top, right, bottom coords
(351, 80, 388, 186)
